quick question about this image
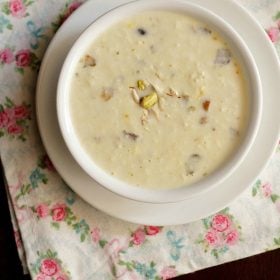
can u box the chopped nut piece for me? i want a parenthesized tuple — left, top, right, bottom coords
(130, 87, 140, 104)
(155, 72, 164, 81)
(150, 107, 160, 120)
(137, 80, 146, 90)
(166, 88, 188, 100)
(214, 49, 231, 65)
(230, 127, 240, 137)
(123, 130, 139, 141)
(141, 109, 148, 125)
(185, 154, 202, 176)
(191, 154, 201, 160)
(192, 25, 212, 34)
(100, 89, 113, 101)
(83, 55, 96, 67)
(166, 88, 178, 97)
(200, 116, 208, 124)
(186, 170, 194, 176)
(140, 92, 158, 109)
(182, 94, 190, 103)
(188, 106, 196, 112)
(198, 27, 212, 34)
(158, 96, 165, 111)
(202, 100, 211, 111)
(148, 81, 162, 93)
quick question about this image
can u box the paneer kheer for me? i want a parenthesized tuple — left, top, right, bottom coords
(70, 10, 248, 189)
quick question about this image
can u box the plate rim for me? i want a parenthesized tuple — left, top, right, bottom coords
(36, 0, 280, 225)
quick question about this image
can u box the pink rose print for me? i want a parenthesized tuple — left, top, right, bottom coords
(43, 155, 56, 172)
(160, 266, 177, 280)
(6, 108, 15, 119)
(91, 227, 100, 243)
(267, 27, 279, 42)
(68, 2, 81, 14)
(197, 208, 241, 258)
(225, 229, 239, 246)
(261, 182, 272, 197)
(252, 180, 280, 212)
(36, 274, 50, 280)
(145, 226, 161, 236)
(52, 203, 67, 222)
(40, 259, 59, 276)
(32, 250, 70, 280)
(14, 230, 22, 249)
(205, 230, 220, 246)
(14, 105, 29, 119)
(0, 111, 9, 128)
(0, 47, 39, 72)
(15, 49, 31, 67)
(56, 274, 68, 280)
(38, 154, 56, 172)
(0, 98, 31, 141)
(7, 122, 23, 134)
(211, 214, 231, 232)
(9, 0, 26, 18)
(132, 228, 146, 245)
(36, 203, 49, 218)
(61, 2, 82, 23)
(0, 48, 14, 64)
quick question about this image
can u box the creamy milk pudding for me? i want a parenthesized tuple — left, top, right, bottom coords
(70, 10, 248, 190)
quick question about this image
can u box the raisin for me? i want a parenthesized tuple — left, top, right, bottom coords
(137, 28, 147, 35)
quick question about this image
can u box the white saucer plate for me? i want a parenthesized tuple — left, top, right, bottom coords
(36, 0, 280, 225)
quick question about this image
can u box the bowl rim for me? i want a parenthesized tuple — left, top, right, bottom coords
(57, 0, 262, 203)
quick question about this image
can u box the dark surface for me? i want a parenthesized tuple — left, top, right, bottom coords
(1, 169, 280, 280)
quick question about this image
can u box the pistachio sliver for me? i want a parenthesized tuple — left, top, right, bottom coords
(137, 79, 146, 90)
(140, 92, 158, 109)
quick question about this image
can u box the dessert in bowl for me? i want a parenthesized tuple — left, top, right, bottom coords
(57, 0, 262, 203)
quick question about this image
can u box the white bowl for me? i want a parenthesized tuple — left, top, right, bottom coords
(57, 0, 262, 203)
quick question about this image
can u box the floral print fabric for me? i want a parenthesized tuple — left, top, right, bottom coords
(1, 0, 280, 279)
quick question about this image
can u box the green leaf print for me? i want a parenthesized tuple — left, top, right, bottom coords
(274, 237, 280, 246)
(51, 222, 60, 230)
(99, 239, 108, 248)
(1, 3, 10, 15)
(80, 233, 86, 242)
(23, 0, 34, 7)
(252, 179, 261, 197)
(15, 184, 31, 200)
(271, 194, 280, 203)
(46, 249, 57, 259)
(7, 23, 12, 30)
(252, 187, 257, 197)
(273, 11, 280, 21)
(211, 248, 219, 259)
(15, 67, 24, 75)
(4, 97, 14, 108)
